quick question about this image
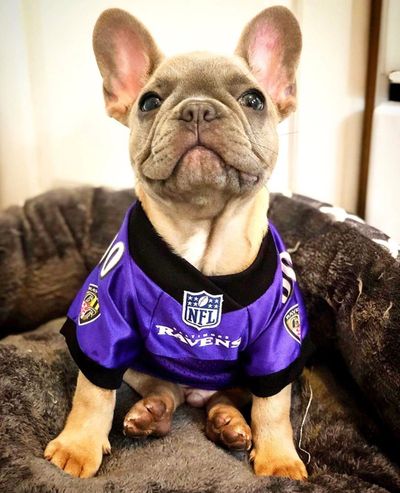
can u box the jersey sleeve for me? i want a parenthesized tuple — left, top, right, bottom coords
(242, 283, 313, 398)
(60, 252, 141, 390)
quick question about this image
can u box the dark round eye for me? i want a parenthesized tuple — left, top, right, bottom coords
(139, 92, 162, 112)
(238, 90, 265, 111)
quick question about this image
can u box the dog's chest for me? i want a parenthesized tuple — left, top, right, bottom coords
(176, 224, 258, 276)
(180, 229, 209, 269)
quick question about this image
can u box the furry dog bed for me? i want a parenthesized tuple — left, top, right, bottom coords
(0, 187, 399, 492)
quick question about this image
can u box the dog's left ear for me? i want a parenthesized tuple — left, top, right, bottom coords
(93, 9, 163, 125)
(235, 6, 302, 120)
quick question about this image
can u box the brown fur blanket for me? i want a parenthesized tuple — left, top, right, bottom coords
(0, 187, 399, 492)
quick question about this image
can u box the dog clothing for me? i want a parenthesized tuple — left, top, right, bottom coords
(61, 201, 313, 397)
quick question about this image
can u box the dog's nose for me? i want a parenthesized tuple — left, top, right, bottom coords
(179, 101, 218, 123)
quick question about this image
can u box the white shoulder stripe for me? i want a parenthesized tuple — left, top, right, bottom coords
(282, 263, 297, 281)
(280, 251, 293, 264)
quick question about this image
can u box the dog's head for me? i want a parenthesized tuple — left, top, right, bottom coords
(93, 7, 301, 216)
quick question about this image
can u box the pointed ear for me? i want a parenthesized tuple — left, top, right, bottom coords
(235, 6, 302, 120)
(93, 9, 163, 125)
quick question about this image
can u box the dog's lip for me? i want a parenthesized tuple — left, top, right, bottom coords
(179, 144, 224, 164)
(178, 144, 259, 182)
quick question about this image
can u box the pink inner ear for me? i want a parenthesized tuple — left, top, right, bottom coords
(112, 30, 150, 100)
(248, 25, 287, 102)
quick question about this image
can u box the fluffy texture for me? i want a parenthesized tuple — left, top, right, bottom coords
(0, 187, 399, 492)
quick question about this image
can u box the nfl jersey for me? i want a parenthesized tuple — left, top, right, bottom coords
(61, 201, 313, 397)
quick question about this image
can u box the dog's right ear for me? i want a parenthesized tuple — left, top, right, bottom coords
(93, 9, 163, 125)
(235, 6, 302, 120)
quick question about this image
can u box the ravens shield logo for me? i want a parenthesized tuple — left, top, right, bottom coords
(79, 284, 100, 325)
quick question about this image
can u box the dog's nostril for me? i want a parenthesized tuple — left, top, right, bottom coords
(180, 102, 217, 123)
(203, 107, 217, 122)
(181, 107, 195, 122)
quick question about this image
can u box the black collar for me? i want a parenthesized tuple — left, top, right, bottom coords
(128, 201, 277, 313)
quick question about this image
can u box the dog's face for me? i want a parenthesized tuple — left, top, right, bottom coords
(129, 53, 276, 207)
(93, 7, 301, 215)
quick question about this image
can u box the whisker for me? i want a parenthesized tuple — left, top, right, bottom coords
(277, 131, 300, 136)
(252, 129, 300, 137)
(247, 139, 278, 155)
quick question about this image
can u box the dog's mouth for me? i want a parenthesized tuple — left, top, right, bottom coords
(179, 145, 223, 169)
(175, 145, 260, 186)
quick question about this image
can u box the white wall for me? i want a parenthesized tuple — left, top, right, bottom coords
(0, 0, 369, 212)
(293, 0, 369, 211)
(375, 0, 400, 105)
(366, 0, 400, 241)
(0, 1, 40, 206)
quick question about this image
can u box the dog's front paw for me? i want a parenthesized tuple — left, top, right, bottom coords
(206, 406, 252, 451)
(44, 432, 109, 478)
(123, 394, 174, 438)
(250, 448, 308, 480)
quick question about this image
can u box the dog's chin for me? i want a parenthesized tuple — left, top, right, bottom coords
(141, 146, 262, 207)
(176, 146, 227, 187)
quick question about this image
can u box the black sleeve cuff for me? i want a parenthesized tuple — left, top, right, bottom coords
(60, 317, 126, 390)
(245, 334, 315, 398)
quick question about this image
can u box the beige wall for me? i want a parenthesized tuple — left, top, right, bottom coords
(0, 0, 369, 212)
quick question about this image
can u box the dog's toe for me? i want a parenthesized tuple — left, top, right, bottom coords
(206, 408, 252, 451)
(123, 394, 174, 438)
(251, 448, 308, 480)
(44, 434, 104, 478)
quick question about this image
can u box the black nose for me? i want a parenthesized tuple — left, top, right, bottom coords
(179, 101, 218, 123)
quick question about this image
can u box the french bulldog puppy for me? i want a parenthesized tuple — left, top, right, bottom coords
(44, 6, 310, 481)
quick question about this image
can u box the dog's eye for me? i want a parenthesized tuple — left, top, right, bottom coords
(238, 90, 265, 111)
(139, 92, 163, 112)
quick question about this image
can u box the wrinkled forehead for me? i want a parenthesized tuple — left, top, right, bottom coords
(146, 52, 258, 96)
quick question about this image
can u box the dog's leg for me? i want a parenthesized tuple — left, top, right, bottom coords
(123, 369, 184, 437)
(205, 388, 252, 450)
(44, 371, 115, 478)
(250, 384, 308, 480)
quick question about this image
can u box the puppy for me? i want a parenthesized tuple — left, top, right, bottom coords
(44, 6, 312, 480)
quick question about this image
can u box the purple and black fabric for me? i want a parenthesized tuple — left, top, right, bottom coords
(62, 201, 312, 396)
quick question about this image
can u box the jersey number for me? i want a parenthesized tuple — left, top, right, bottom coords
(99, 236, 125, 278)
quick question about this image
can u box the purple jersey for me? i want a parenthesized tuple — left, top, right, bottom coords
(61, 201, 312, 397)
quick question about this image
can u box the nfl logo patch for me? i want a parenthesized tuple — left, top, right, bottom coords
(182, 290, 223, 330)
(79, 284, 100, 326)
(284, 304, 301, 343)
